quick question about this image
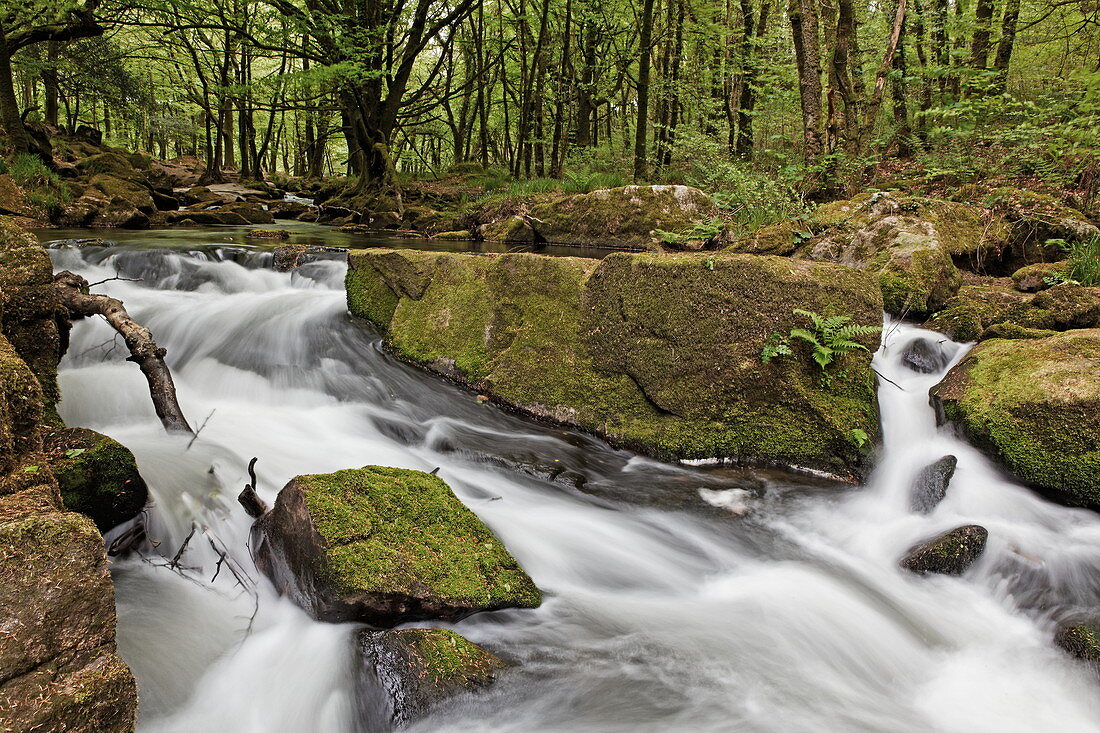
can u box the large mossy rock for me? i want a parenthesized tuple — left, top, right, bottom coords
(930, 330, 1100, 507)
(925, 280, 1100, 342)
(0, 512, 138, 732)
(733, 193, 976, 318)
(254, 465, 541, 625)
(358, 628, 506, 725)
(46, 426, 148, 532)
(0, 217, 60, 404)
(347, 249, 882, 477)
(486, 185, 720, 249)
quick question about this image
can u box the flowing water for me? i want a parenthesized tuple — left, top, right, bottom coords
(48, 239, 1100, 732)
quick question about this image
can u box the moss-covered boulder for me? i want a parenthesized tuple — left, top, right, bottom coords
(1012, 261, 1069, 292)
(358, 628, 506, 725)
(734, 193, 976, 318)
(979, 187, 1099, 272)
(254, 465, 542, 625)
(347, 249, 882, 477)
(0, 217, 59, 405)
(930, 330, 1100, 506)
(485, 185, 720, 249)
(0, 512, 137, 732)
(899, 524, 988, 575)
(925, 280, 1100, 342)
(219, 201, 275, 224)
(45, 427, 148, 532)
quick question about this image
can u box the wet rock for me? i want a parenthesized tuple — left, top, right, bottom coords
(347, 249, 882, 477)
(149, 188, 180, 211)
(899, 524, 988, 575)
(245, 228, 290, 242)
(900, 337, 951, 374)
(253, 465, 542, 625)
(1054, 624, 1100, 672)
(218, 201, 274, 224)
(177, 185, 222, 206)
(358, 628, 506, 726)
(435, 230, 475, 240)
(46, 427, 148, 532)
(909, 455, 957, 513)
(930, 330, 1100, 507)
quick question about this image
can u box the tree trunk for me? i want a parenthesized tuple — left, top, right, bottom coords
(634, 0, 657, 181)
(0, 23, 30, 155)
(790, 0, 824, 164)
(991, 0, 1019, 92)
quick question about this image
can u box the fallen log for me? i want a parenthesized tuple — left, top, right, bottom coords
(54, 270, 193, 434)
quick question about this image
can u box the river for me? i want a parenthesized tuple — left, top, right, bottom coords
(47, 235, 1100, 732)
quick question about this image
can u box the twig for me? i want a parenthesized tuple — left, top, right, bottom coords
(87, 275, 143, 288)
(873, 367, 905, 390)
(170, 523, 197, 569)
(186, 409, 216, 450)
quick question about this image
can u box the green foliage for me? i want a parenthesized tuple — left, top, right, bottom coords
(760, 332, 793, 364)
(789, 309, 881, 371)
(655, 218, 724, 247)
(1043, 236, 1100, 287)
(8, 154, 58, 187)
(849, 428, 870, 449)
(763, 310, 881, 385)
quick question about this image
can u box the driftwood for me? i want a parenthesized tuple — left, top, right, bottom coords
(54, 270, 193, 434)
(238, 457, 268, 518)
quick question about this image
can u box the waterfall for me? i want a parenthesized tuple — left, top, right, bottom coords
(51, 240, 1100, 732)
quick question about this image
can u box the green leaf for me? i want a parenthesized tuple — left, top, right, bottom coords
(65, 448, 87, 458)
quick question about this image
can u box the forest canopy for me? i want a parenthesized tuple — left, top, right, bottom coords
(1, 0, 1098, 208)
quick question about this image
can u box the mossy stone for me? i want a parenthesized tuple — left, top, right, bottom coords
(899, 524, 988, 575)
(358, 627, 506, 725)
(46, 427, 148, 532)
(930, 330, 1100, 506)
(347, 248, 882, 477)
(256, 465, 541, 625)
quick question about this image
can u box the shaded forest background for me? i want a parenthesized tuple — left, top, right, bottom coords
(2, 0, 1099, 224)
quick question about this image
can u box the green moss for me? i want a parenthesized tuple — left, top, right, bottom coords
(0, 335, 45, 475)
(932, 330, 1100, 505)
(870, 233, 963, 317)
(396, 628, 506, 685)
(298, 465, 541, 608)
(348, 248, 882, 476)
(47, 427, 147, 532)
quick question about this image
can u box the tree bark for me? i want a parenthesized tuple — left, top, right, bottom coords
(634, 0, 657, 181)
(0, 22, 31, 155)
(790, 0, 824, 164)
(54, 271, 193, 435)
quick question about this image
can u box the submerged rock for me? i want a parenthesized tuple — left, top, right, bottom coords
(46, 426, 148, 532)
(245, 228, 291, 241)
(900, 337, 951, 374)
(899, 524, 988, 575)
(909, 455, 957, 513)
(358, 628, 506, 725)
(346, 249, 882, 477)
(254, 465, 541, 625)
(930, 330, 1100, 507)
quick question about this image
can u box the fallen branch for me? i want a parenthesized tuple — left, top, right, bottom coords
(54, 270, 193, 434)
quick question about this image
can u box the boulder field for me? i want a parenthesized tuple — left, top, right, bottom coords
(346, 248, 883, 478)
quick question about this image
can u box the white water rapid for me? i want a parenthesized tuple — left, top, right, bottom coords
(49, 240, 1100, 732)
